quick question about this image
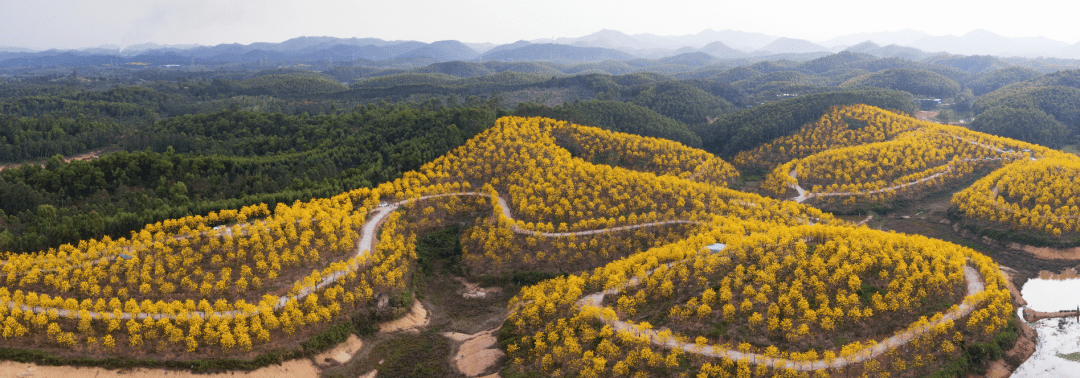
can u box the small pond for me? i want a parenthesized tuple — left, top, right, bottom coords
(1014, 269, 1080, 377)
(1021, 269, 1080, 312)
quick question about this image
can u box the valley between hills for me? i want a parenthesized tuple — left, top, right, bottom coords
(3, 106, 1075, 377)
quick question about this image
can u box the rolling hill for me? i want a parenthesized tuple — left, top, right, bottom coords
(0, 114, 1022, 378)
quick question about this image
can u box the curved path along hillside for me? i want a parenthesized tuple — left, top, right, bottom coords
(2, 189, 993, 372)
(4, 191, 707, 321)
(577, 250, 986, 371)
(787, 133, 1029, 203)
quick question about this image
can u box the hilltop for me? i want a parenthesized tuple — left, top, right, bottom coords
(735, 105, 1079, 247)
(0, 115, 1021, 377)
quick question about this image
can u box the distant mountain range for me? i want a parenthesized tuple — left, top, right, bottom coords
(4, 28, 1080, 69)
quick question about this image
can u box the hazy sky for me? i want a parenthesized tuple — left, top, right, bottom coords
(3, 0, 1080, 50)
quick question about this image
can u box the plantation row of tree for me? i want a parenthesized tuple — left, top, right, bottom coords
(0, 115, 810, 360)
(737, 104, 1080, 244)
(0, 101, 498, 252)
(503, 224, 1014, 378)
(0, 179, 420, 358)
(0, 112, 1027, 376)
(4, 55, 1080, 257)
(702, 88, 917, 157)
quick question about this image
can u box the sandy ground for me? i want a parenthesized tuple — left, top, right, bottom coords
(377, 299, 429, 333)
(0, 359, 321, 378)
(1013, 243, 1080, 260)
(444, 327, 505, 377)
(915, 110, 939, 121)
(0, 324, 372, 378)
(313, 334, 364, 366)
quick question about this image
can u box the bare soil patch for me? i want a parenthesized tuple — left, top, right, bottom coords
(421, 273, 516, 335)
(313, 334, 364, 367)
(454, 277, 502, 299)
(377, 299, 429, 333)
(1013, 244, 1080, 260)
(1000, 267, 1027, 307)
(0, 358, 321, 378)
(445, 327, 505, 377)
(328, 331, 461, 378)
(915, 110, 938, 121)
(0, 148, 112, 173)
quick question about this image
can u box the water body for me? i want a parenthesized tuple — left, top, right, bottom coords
(1013, 310, 1080, 378)
(1022, 270, 1080, 312)
(1014, 270, 1080, 377)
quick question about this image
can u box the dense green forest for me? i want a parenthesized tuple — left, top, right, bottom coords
(514, 100, 702, 147)
(840, 68, 962, 98)
(0, 100, 497, 251)
(627, 81, 737, 125)
(702, 88, 916, 156)
(4, 52, 1080, 252)
(974, 74, 1080, 146)
(969, 106, 1069, 147)
(968, 66, 1042, 96)
(0, 114, 123, 162)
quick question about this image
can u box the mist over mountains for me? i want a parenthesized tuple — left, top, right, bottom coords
(4, 28, 1080, 68)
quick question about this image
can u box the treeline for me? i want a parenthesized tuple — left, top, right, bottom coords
(0, 114, 124, 162)
(971, 69, 1080, 147)
(5, 56, 1080, 255)
(969, 106, 1070, 148)
(206, 74, 349, 98)
(840, 68, 961, 98)
(702, 88, 917, 157)
(627, 81, 737, 125)
(514, 100, 703, 147)
(0, 101, 497, 252)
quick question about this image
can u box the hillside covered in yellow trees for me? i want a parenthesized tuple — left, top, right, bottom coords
(744, 104, 1080, 246)
(0, 114, 1027, 377)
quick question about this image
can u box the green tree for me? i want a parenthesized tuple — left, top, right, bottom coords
(970, 106, 1069, 147)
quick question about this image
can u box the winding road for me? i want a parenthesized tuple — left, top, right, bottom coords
(576, 246, 987, 371)
(2, 191, 706, 322)
(787, 133, 1029, 203)
(1, 187, 995, 372)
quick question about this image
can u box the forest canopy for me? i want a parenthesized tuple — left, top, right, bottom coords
(514, 100, 702, 147)
(969, 106, 1069, 148)
(841, 68, 961, 98)
(701, 88, 916, 157)
(0, 101, 497, 252)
